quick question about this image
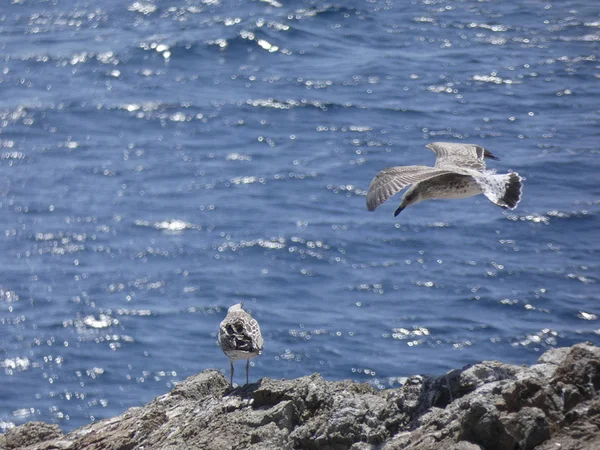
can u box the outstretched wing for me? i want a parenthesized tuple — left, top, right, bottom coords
(366, 165, 453, 211)
(426, 142, 498, 171)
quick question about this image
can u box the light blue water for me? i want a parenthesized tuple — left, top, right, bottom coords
(1, 0, 599, 432)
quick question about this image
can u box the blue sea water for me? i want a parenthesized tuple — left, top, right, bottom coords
(1, 0, 599, 432)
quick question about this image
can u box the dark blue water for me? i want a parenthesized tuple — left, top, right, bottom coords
(1, 0, 599, 432)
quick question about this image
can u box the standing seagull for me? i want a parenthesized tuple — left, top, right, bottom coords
(218, 303, 264, 386)
(366, 142, 523, 216)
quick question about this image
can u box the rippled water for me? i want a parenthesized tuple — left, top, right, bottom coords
(1, 0, 599, 432)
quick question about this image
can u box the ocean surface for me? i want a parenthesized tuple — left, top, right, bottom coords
(1, 0, 599, 432)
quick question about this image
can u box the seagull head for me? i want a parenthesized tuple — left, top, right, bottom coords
(395, 187, 422, 216)
(227, 303, 245, 313)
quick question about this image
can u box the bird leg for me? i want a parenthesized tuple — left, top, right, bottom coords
(245, 359, 249, 385)
(230, 360, 234, 387)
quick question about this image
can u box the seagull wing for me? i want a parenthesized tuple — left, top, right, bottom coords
(221, 320, 254, 352)
(426, 142, 499, 171)
(366, 165, 453, 211)
(219, 311, 263, 353)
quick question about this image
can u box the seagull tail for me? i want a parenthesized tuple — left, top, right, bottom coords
(477, 172, 523, 210)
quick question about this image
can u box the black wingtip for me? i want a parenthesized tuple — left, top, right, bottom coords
(502, 172, 522, 209)
(484, 149, 500, 161)
(394, 206, 405, 217)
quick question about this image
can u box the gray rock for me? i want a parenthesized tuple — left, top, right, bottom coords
(503, 407, 550, 450)
(4, 343, 600, 450)
(3, 422, 62, 449)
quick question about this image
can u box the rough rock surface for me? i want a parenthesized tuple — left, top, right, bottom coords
(2, 343, 599, 450)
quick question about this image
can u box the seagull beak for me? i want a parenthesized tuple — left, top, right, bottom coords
(394, 205, 405, 217)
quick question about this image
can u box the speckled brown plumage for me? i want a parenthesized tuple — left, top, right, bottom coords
(218, 303, 263, 386)
(367, 142, 522, 216)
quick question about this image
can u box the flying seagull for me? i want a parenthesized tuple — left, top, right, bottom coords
(366, 142, 523, 216)
(218, 303, 264, 386)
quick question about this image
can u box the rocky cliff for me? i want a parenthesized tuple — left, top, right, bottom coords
(2, 343, 599, 450)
